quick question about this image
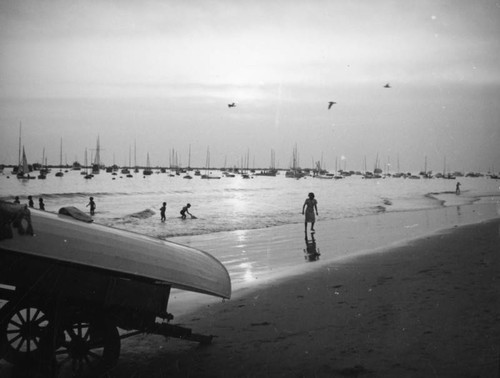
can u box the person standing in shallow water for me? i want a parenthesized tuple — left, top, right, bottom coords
(28, 196, 34, 208)
(160, 202, 167, 222)
(86, 197, 96, 216)
(302, 192, 318, 232)
(39, 198, 45, 210)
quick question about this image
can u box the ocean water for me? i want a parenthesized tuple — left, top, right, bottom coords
(1, 170, 499, 240)
(2, 170, 500, 317)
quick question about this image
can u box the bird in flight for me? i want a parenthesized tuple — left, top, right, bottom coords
(328, 101, 337, 109)
(228, 103, 236, 108)
(384, 83, 391, 88)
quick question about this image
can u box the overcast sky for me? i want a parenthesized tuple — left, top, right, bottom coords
(1, 0, 499, 172)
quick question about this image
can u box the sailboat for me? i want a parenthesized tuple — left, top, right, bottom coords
(38, 148, 47, 179)
(82, 148, 93, 179)
(183, 145, 192, 179)
(17, 147, 33, 180)
(314, 160, 333, 179)
(133, 140, 139, 173)
(55, 138, 64, 177)
(14, 123, 30, 179)
(92, 136, 101, 175)
(285, 144, 304, 179)
(256, 149, 278, 176)
(201, 147, 220, 179)
(121, 146, 131, 175)
(126, 146, 133, 177)
(143, 153, 153, 175)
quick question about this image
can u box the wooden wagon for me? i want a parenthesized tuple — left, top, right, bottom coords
(0, 204, 231, 376)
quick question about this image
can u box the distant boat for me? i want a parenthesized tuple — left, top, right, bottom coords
(183, 145, 192, 179)
(123, 145, 133, 177)
(285, 144, 304, 179)
(17, 147, 33, 180)
(82, 148, 93, 179)
(143, 153, 153, 176)
(38, 148, 47, 179)
(15, 124, 33, 179)
(55, 138, 64, 177)
(201, 147, 220, 179)
(256, 149, 278, 177)
(92, 136, 101, 175)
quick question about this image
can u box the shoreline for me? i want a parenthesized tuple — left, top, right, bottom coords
(114, 217, 500, 377)
(167, 201, 499, 317)
(1, 205, 499, 377)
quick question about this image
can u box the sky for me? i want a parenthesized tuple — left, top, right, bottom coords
(1, 0, 499, 173)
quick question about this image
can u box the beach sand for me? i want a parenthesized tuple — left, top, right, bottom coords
(110, 218, 500, 378)
(1, 216, 499, 377)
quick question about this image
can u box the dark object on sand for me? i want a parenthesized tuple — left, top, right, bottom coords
(58, 206, 94, 223)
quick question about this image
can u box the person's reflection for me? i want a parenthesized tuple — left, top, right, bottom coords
(304, 232, 320, 261)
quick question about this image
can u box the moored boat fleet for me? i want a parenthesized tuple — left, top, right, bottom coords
(2, 161, 498, 181)
(2, 130, 498, 181)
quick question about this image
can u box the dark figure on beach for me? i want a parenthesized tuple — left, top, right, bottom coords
(0, 201, 34, 240)
(456, 182, 461, 195)
(180, 203, 192, 219)
(28, 196, 34, 208)
(160, 202, 167, 222)
(39, 198, 45, 210)
(86, 197, 96, 216)
(13, 196, 20, 204)
(302, 192, 318, 232)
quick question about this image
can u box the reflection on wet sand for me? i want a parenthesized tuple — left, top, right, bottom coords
(304, 232, 320, 262)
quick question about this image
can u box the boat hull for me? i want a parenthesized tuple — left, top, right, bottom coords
(0, 209, 231, 299)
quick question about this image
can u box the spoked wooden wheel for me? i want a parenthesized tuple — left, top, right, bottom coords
(0, 300, 53, 366)
(55, 317, 120, 377)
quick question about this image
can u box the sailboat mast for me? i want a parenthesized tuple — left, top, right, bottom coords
(18, 122, 22, 168)
(60, 138, 63, 169)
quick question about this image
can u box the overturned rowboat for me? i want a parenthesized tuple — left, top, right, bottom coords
(0, 202, 231, 376)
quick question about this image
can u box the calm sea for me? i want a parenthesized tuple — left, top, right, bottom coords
(1, 169, 499, 240)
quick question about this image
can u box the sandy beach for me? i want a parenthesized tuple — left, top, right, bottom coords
(1, 211, 499, 377)
(105, 217, 500, 378)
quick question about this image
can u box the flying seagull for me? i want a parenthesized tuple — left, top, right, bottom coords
(228, 103, 236, 108)
(328, 101, 337, 109)
(384, 83, 391, 88)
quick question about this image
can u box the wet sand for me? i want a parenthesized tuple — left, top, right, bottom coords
(112, 218, 500, 378)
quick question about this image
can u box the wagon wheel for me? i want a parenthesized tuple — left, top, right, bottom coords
(55, 315, 120, 377)
(0, 299, 54, 366)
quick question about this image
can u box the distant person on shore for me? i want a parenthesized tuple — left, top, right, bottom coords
(28, 196, 34, 208)
(39, 198, 45, 210)
(160, 202, 167, 222)
(86, 197, 96, 216)
(456, 182, 461, 195)
(13, 196, 20, 204)
(180, 203, 192, 219)
(302, 192, 318, 232)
